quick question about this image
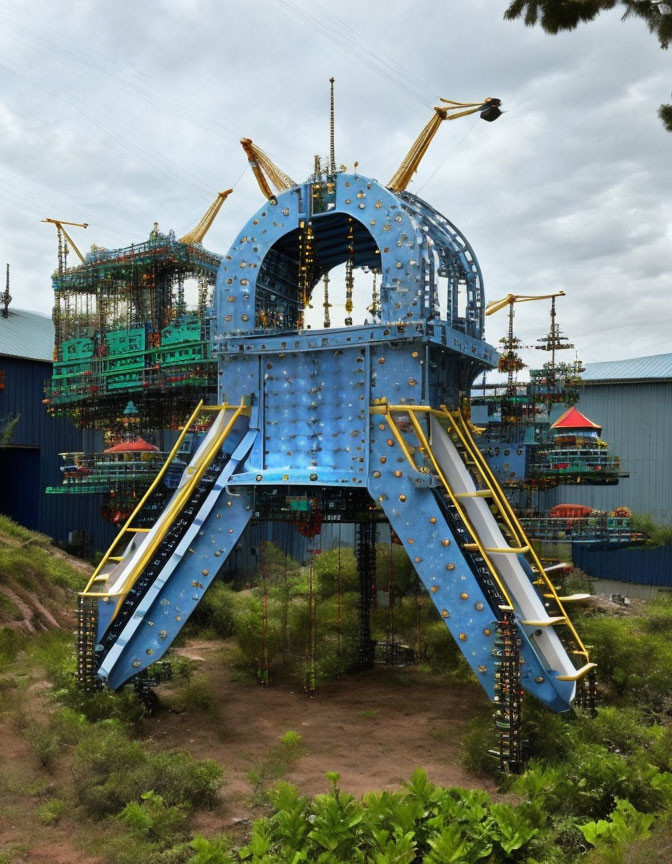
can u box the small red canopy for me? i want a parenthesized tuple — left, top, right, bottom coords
(551, 406, 602, 432)
(550, 504, 593, 519)
(104, 437, 159, 453)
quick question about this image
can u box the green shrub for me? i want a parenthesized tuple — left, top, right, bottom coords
(313, 547, 358, 595)
(629, 514, 672, 548)
(236, 769, 542, 863)
(579, 613, 672, 710)
(27, 723, 61, 769)
(189, 582, 236, 639)
(72, 719, 223, 817)
(461, 712, 499, 778)
(579, 798, 655, 853)
(187, 835, 233, 864)
(421, 619, 472, 677)
(37, 797, 66, 826)
(169, 676, 217, 716)
(118, 790, 188, 842)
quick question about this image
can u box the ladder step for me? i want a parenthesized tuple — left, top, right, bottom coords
(127, 527, 150, 533)
(520, 616, 567, 627)
(108, 556, 124, 562)
(544, 593, 592, 602)
(462, 543, 479, 551)
(454, 490, 493, 499)
(556, 662, 597, 682)
(486, 545, 530, 554)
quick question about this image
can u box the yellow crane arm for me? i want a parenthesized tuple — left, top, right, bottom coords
(241, 138, 296, 201)
(485, 291, 566, 316)
(179, 189, 233, 245)
(388, 97, 502, 193)
(41, 218, 88, 265)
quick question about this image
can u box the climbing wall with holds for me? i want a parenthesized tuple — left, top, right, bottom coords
(78, 167, 592, 729)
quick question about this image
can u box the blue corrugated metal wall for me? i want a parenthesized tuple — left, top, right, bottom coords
(0, 355, 115, 552)
(542, 382, 672, 523)
(573, 542, 672, 587)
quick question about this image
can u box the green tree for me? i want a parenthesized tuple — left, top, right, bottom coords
(504, 1, 672, 130)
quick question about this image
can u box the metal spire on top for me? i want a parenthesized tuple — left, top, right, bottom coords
(329, 77, 336, 174)
(1, 264, 11, 318)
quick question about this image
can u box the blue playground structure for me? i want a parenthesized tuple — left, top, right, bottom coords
(74, 96, 595, 771)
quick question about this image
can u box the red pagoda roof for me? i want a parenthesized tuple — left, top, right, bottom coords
(551, 406, 602, 431)
(104, 437, 159, 453)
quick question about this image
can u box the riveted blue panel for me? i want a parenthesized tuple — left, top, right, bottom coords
(90, 169, 582, 712)
(100, 486, 253, 689)
(367, 418, 576, 711)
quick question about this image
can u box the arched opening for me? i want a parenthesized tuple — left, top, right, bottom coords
(255, 213, 381, 331)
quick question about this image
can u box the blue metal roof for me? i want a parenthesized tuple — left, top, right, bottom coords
(0, 308, 54, 362)
(583, 353, 672, 383)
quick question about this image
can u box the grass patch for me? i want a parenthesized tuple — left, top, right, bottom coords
(37, 797, 66, 826)
(0, 515, 50, 546)
(167, 675, 218, 717)
(72, 718, 223, 818)
(0, 544, 82, 592)
(247, 730, 304, 804)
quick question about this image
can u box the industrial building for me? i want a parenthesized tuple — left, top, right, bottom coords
(0, 306, 114, 552)
(545, 353, 672, 524)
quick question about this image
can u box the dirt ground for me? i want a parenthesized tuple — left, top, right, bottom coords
(155, 641, 495, 826)
(0, 639, 494, 862)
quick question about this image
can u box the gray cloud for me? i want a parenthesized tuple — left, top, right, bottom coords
(0, 0, 669, 369)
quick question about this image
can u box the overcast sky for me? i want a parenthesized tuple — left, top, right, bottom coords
(0, 0, 669, 366)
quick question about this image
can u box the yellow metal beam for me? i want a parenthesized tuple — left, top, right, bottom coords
(404, 409, 515, 609)
(102, 403, 245, 616)
(556, 662, 597, 682)
(81, 400, 205, 595)
(370, 401, 594, 678)
(42, 218, 88, 265)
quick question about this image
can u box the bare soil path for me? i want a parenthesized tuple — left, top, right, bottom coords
(152, 641, 494, 829)
(1, 638, 493, 860)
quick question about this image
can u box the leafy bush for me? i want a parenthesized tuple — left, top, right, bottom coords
(37, 797, 66, 826)
(168, 676, 218, 716)
(579, 798, 654, 852)
(234, 768, 541, 863)
(187, 835, 233, 864)
(578, 612, 672, 711)
(629, 514, 672, 548)
(72, 719, 223, 817)
(189, 582, 237, 639)
(118, 790, 188, 842)
(27, 722, 61, 769)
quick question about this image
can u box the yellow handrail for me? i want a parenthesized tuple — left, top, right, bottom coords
(445, 408, 591, 662)
(81, 400, 205, 595)
(439, 410, 524, 546)
(382, 406, 514, 609)
(371, 400, 592, 670)
(86, 403, 245, 615)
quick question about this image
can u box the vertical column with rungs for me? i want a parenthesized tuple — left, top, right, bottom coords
(356, 520, 376, 670)
(76, 595, 100, 692)
(575, 668, 597, 716)
(493, 610, 523, 773)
